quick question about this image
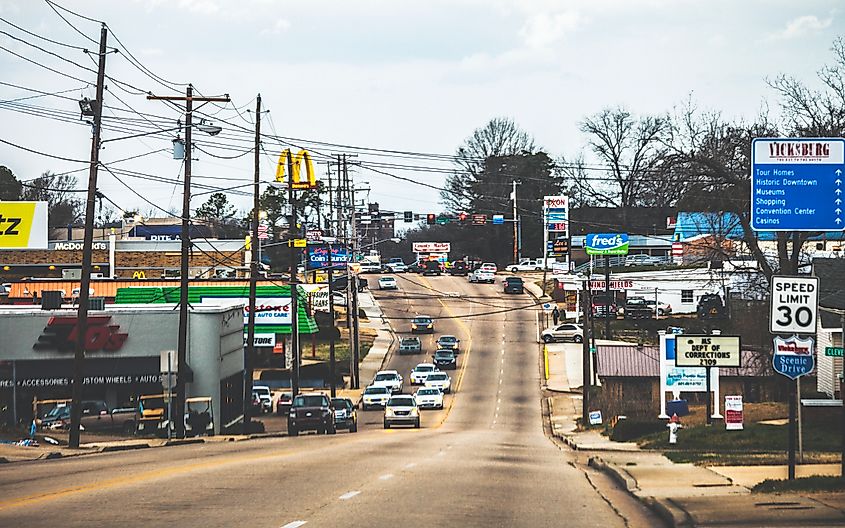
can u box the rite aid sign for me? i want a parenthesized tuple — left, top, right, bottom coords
(770, 276, 819, 334)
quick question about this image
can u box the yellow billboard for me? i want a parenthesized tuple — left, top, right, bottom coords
(0, 201, 48, 249)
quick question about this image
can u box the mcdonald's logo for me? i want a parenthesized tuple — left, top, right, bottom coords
(275, 149, 317, 190)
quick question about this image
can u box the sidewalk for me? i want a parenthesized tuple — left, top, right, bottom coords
(545, 328, 845, 526)
(346, 289, 395, 400)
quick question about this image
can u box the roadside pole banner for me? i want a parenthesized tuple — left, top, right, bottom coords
(0, 201, 48, 249)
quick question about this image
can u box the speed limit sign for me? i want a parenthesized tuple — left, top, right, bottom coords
(770, 276, 819, 335)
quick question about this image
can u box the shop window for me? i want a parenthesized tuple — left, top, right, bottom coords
(162, 269, 181, 279)
(681, 290, 694, 304)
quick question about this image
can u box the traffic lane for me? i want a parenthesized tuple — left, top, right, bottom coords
(0, 420, 456, 527)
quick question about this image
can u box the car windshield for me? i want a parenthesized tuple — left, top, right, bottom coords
(331, 399, 351, 410)
(141, 397, 165, 409)
(428, 374, 447, 381)
(401, 338, 418, 344)
(417, 389, 439, 395)
(293, 395, 328, 407)
(435, 351, 454, 358)
(365, 386, 388, 395)
(388, 397, 415, 406)
(413, 317, 431, 324)
(506, 277, 523, 283)
(438, 336, 457, 343)
(415, 365, 435, 372)
(375, 373, 397, 381)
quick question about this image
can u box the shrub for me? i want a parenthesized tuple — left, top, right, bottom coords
(610, 419, 665, 442)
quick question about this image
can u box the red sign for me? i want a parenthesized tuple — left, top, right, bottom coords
(672, 242, 683, 256)
(33, 316, 129, 352)
(589, 280, 633, 290)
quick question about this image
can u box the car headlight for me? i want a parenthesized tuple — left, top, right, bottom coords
(410, 408, 419, 416)
(289, 411, 296, 417)
(385, 408, 395, 417)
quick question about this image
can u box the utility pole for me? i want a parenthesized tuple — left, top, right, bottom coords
(69, 24, 108, 449)
(604, 256, 612, 340)
(287, 151, 301, 398)
(327, 163, 334, 238)
(244, 94, 261, 433)
(581, 278, 591, 428)
(147, 86, 230, 437)
(328, 242, 337, 397)
(345, 155, 361, 389)
(512, 180, 520, 263)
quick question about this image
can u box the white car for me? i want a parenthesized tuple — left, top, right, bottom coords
(506, 259, 545, 272)
(362, 385, 391, 410)
(541, 323, 584, 343)
(479, 262, 498, 273)
(414, 387, 444, 410)
(252, 385, 272, 413)
(386, 262, 408, 273)
(424, 372, 451, 394)
(469, 269, 495, 284)
(410, 363, 438, 385)
(358, 261, 382, 273)
(383, 395, 420, 429)
(378, 276, 398, 290)
(371, 370, 403, 393)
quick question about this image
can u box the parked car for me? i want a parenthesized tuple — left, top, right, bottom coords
(275, 392, 293, 415)
(288, 393, 335, 436)
(362, 385, 391, 410)
(435, 335, 460, 352)
(468, 269, 495, 284)
(697, 294, 726, 319)
(411, 315, 434, 334)
(252, 385, 272, 413)
(507, 259, 545, 272)
(383, 395, 420, 429)
(399, 336, 422, 355)
(424, 372, 452, 394)
(540, 323, 583, 343)
(37, 400, 136, 434)
(503, 276, 524, 294)
(410, 363, 438, 385)
(358, 261, 382, 274)
(414, 387, 444, 410)
(331, 397, 358, 433)
(625, 254, 664, 267)
(642, 299, 672, 316)
(591, 294, 617, 319)
(432, 349, 457, 370)
(622, 297, 653, 320)
(371, 370, 403, 393)
(378, 276, 399, 290)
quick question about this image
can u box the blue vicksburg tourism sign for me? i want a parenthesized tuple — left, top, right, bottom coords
(772, 335, 815, 380)
(751, 138, 845, 231)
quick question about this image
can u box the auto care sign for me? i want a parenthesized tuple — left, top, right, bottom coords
(201, 297, 292, 326)
(724, 396, 743, 430)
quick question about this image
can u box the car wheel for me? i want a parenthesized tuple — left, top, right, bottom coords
(510, 267, 518, 272)
(328, 425, 337, 435)
(350, 422, 357, 433)
(542, 334, 554, 343)
(574, 335, 583, 343)
(383, 421, 390, 429)
(289, 426, 298, 437)
(414, 419, 420, 429)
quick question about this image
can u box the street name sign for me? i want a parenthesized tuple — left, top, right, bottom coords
(751, 138, 845, 231)
(772, 335, 815, 379)
(770, 276, 819, 334)
(675, 335, 741, 368)
(825, 346, 844, 357)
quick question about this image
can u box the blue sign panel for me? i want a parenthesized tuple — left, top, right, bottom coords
(772, 335, 815, 379)
(492, 214, 505, 225)
(306, 245, 351, 269)
(751, 138, 845, 231)
(585, 233, 629, 255)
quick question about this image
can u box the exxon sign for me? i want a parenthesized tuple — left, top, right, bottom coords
(585, 233, 629, 256)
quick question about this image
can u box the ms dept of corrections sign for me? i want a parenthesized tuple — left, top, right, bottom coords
(675, 335, 741, 368)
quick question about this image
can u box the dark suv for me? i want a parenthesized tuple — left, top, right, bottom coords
(433, 349, 457, 370)
(697, 294, 726, 319)
(503, 276, 524, 294)
(288, 393, 336, 436)
(448, 261, 469, 276)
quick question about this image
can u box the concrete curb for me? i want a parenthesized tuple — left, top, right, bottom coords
(588, 455, 638, 492)
(99, 443, 151, 453)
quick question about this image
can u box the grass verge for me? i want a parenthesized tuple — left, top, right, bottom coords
(752, 476, 845, 493)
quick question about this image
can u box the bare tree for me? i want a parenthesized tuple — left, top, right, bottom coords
(574, 107, 672, 207)
(442, 117, 536, 212)
(20, 171, 83, 227)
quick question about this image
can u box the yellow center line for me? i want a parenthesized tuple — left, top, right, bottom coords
(0, 448, 295, 512)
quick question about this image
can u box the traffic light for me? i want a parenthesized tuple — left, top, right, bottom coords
(458, 212, 468, 222)
(426, 213, 436, 225)
(404, 211, 413, 223)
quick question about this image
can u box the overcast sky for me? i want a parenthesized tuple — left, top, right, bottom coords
(1, 0, 842, 223)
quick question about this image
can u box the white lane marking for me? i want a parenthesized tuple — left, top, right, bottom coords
(500, 368, 504, 374)
(497, 398, 501, 403)
(437, 451, 445, 456)
(404, 462, 417, 469)
(281, 522, 307, 528)
(379, 474, 394, 481)
(339, 491, 361, 500)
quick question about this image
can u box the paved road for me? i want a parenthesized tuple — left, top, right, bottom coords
(0, 273, 660, 527)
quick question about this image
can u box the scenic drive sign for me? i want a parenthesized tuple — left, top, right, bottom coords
(585, 233, 629, 255)
(772, 335, 815, 379)
(675, 335, 741, 368)
(751, 138, 845, 231)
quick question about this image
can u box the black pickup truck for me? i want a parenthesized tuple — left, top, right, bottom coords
(623, 298, 654, 320)
(288, 393, 336, 436)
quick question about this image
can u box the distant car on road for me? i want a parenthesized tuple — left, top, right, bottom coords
(288, 393, 335, 436)
(432, 349, 457, 370)
(424, 372, 452, 394)
(541, 323, 584, 343)
(358, 261, 382, 274)
(410, 363, 438, 385)
(422, 260, 443, 276)
(503, 276, 524, 294)
(331, 397, 358, 433)
(414, 387, 444, 410)
(411, 316, 434, 334)
(386, 262, 408, 273)
(275, 392, 292, 415)
(468, 269, 495, 284)
(399, 336, 422, 355)
(371, 370, 403, 393)
(252, 385, 272, 414)
(362, 385, 391, 410)
(378, 276, 398, 290)
(479, 262, 498, 273)
(384, 395, 420, 429)
(448, 260, 470, 276)
(435, 335, 460, 352)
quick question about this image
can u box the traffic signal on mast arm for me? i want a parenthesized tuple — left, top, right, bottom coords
(458, 212, 468, 222)
(404, 211, 413, 223)
(426, 213, 436, 225)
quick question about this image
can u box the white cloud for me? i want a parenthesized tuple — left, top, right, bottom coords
(771, 15, 832, 40)
(519, 10, 581, 50)
(260, 17, 291, 36)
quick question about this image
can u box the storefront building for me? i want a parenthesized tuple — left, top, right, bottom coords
(0, 302, 245, 434)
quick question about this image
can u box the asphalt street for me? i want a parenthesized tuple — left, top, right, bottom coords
(0, 273, 660, 527)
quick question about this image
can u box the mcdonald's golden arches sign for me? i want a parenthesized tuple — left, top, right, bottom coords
(275, 149, 317, 190)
